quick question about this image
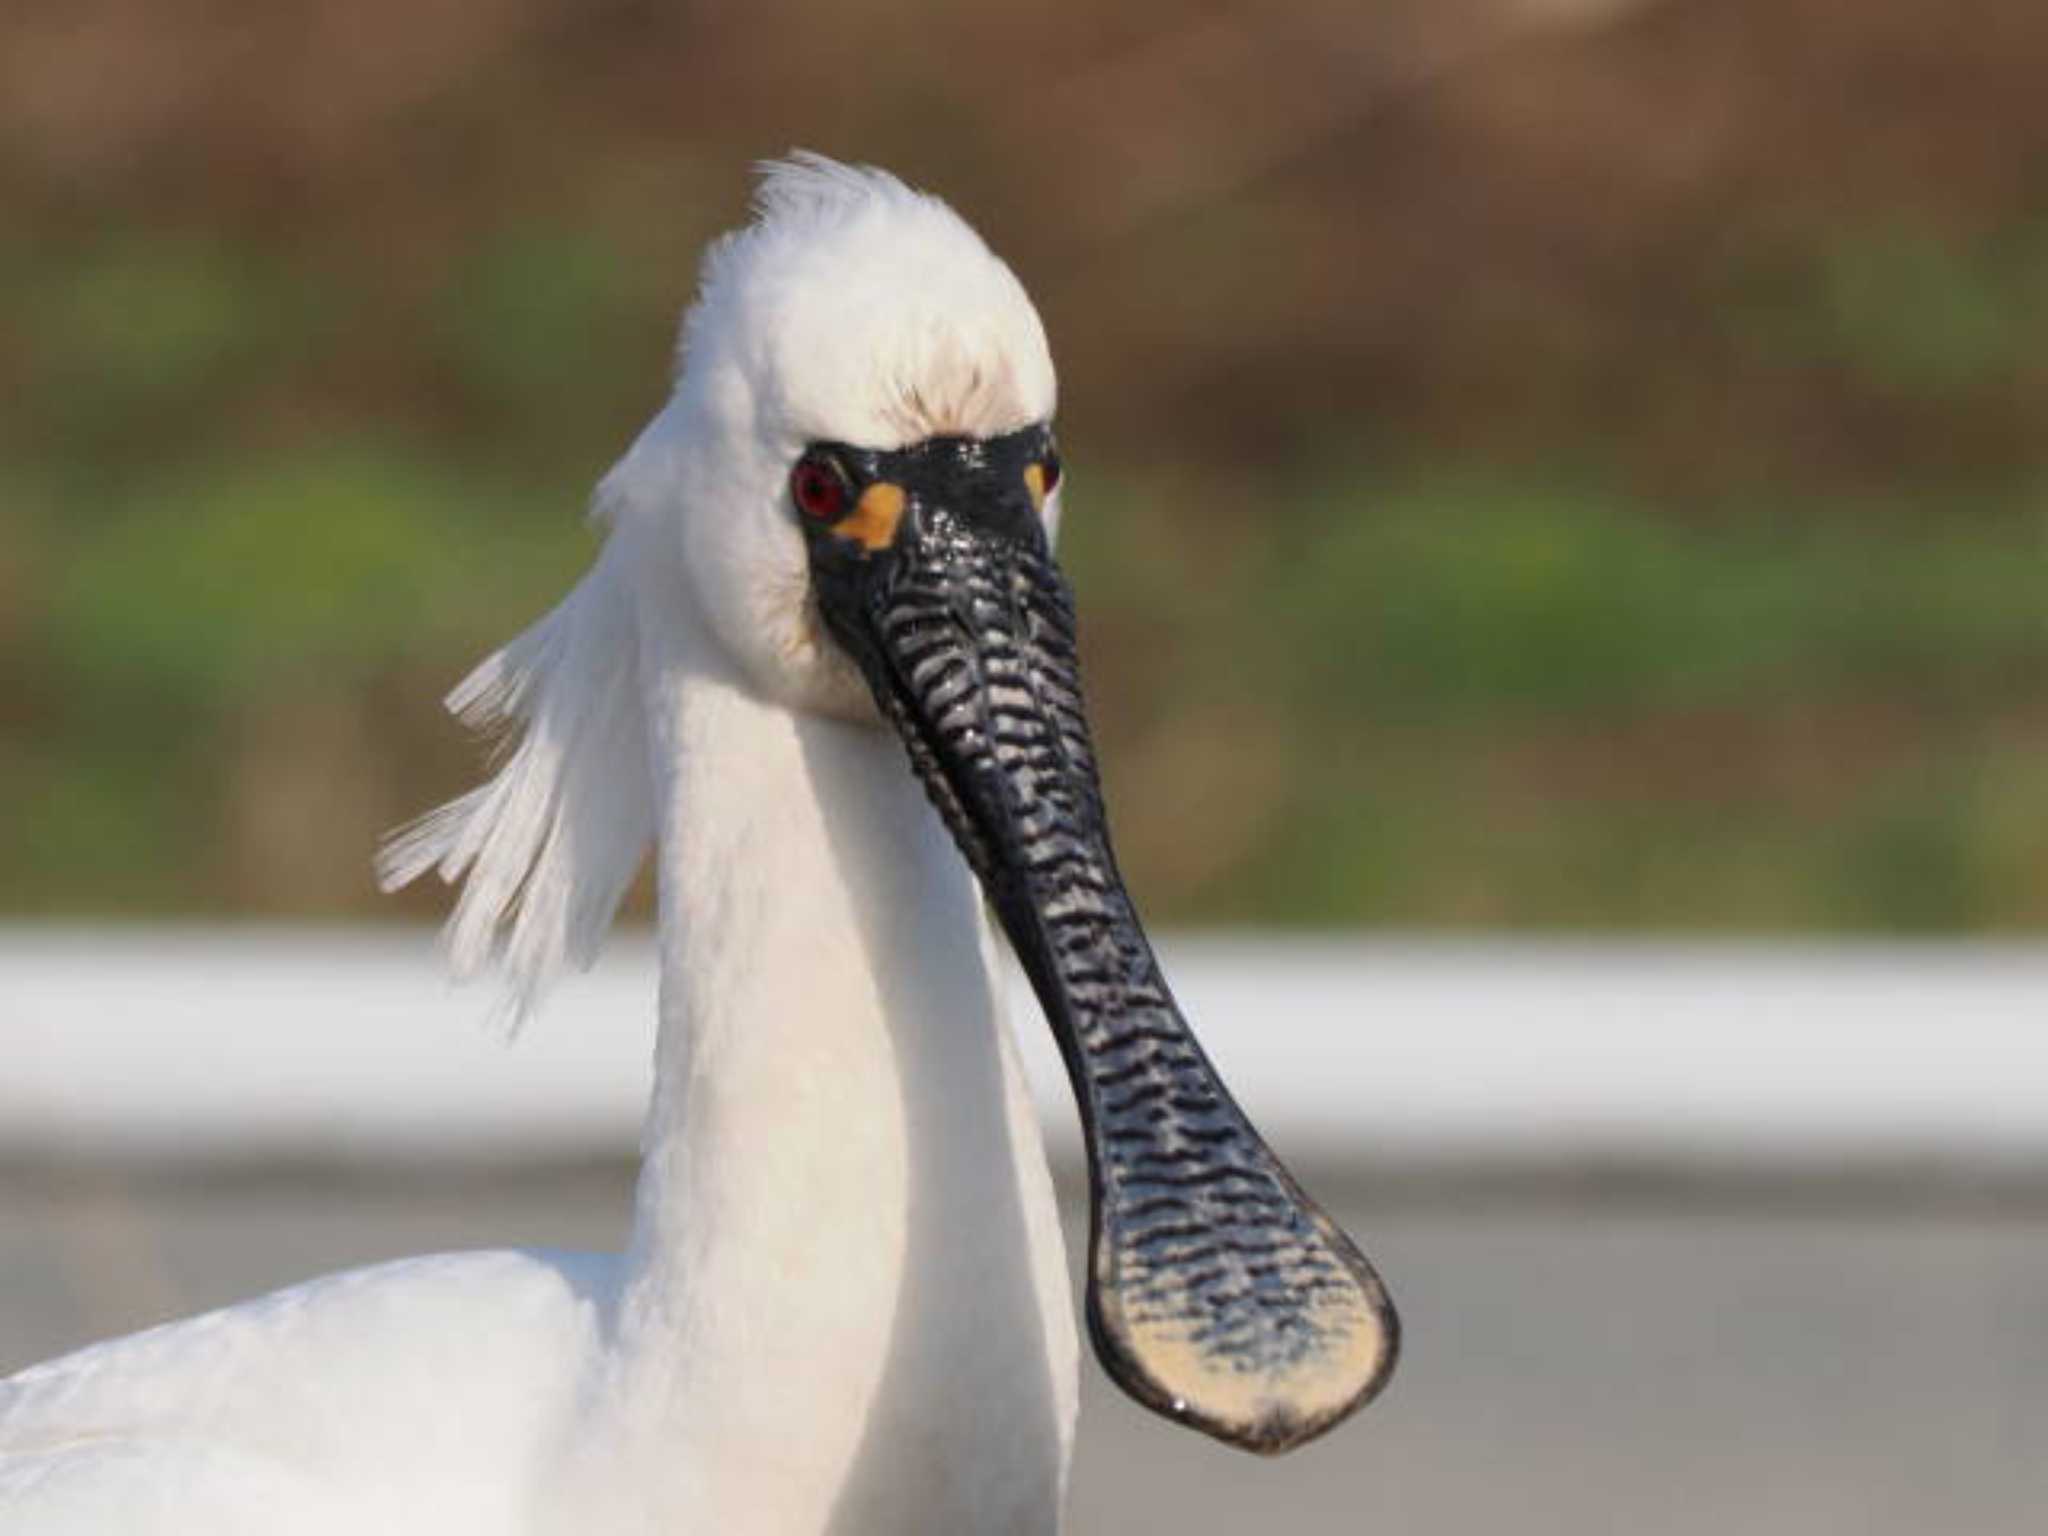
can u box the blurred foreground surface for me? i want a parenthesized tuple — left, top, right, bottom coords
(5, 930, 2045, 1530)
(3, 1164, 2042, 1535)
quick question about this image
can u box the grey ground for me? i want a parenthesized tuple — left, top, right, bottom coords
(3, 1161, 2042, 1534)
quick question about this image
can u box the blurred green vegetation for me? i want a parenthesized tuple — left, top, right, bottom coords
(1, 0, 2043, 931)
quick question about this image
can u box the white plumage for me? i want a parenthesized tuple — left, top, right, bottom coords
(376, 525, 656, 1031)
(1, 156, 1078, 1535)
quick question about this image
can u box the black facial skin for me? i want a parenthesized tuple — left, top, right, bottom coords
(798, 424, 1399, 1454)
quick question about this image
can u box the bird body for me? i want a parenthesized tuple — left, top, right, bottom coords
(0, 1250, 605, 1534)
(1, 154, 1392, 1535)
(1, 634, 1077, 1536)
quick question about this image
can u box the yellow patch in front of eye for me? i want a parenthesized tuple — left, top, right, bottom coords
(1023, 462, 1048, 511)
(835, 482, 906, 551)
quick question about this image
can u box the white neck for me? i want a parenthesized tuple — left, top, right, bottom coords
(560, 586, 1076, 1535)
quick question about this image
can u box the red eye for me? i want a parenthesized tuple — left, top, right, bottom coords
(1040, 450, 1062, 496)
(791, 454, 850, 522)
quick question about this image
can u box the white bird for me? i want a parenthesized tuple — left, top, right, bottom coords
(0, 155, 1395, 1535)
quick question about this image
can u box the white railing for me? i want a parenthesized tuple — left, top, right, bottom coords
(5, 927, 2046, 1168)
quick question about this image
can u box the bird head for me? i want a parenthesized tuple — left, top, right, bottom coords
(635, 153, 1060, 723)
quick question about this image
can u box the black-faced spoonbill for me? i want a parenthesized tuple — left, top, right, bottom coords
(0, 155, 1397, 1536)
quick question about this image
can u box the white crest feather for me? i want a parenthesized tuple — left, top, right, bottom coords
(377, 520, 653, 1031)
(678, 151, 1054, 451)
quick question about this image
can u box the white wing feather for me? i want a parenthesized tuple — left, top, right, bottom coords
(0, 1251, 609, 1535)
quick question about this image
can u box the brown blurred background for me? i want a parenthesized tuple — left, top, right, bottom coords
(2, 0, 2044, 930)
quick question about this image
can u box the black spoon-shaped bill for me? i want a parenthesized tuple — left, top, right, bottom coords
(802, 434, 1399, 1452)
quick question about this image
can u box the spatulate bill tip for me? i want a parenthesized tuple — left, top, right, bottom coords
(1086, 1250, 1400, 1455)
